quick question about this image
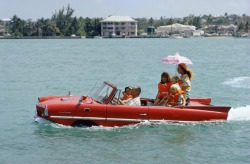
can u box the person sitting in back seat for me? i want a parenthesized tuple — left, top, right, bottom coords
(165, 84, 185, 107)
(154, 72, 172, 105)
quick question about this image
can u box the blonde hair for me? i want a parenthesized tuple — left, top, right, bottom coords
(170, 84, 181, 92)
(171, 76, 179, 84)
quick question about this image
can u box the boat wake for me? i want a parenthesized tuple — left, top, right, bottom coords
(222, 76, 250, 89)
(34, 116, 49, 124)
(227, 105, 250, 121)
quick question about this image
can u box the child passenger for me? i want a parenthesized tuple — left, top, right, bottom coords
(165, 84, 185, 107)
(121, 86, 133, 100)
(171, 75, 180, 84)
(154, 72, 172, 105)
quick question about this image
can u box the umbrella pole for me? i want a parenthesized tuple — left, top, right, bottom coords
(175, 64, 178, 76)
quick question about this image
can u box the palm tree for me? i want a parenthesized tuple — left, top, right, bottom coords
(237, 22, 244, 32)
(206, 15, 212, 25)
(148, 17, 154, 26)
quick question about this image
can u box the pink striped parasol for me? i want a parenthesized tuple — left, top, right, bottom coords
(161, 52, 193, 65)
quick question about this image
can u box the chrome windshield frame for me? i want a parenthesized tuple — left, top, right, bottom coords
(90, 82, 116, 104)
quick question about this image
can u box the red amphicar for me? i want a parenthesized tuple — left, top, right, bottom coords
(35, 81, 231, 127)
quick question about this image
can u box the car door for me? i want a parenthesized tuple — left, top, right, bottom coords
(74, 103, 107, 126)
(106, 105, 149, 127)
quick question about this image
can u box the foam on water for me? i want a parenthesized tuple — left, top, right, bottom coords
(221, 76, 250, 120)
(222, 76, 250, 89)
(34, 116, 51, 124)
(227, 105, 250, 121)
(34, 116, 144, 130)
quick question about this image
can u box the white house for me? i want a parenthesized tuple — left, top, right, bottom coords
(100, 16, 138, 37)
(204, 24, 237, 35)
(0, 18, 11, 36)
(156, 23, 196, 36)
(193, 30, 204, 37)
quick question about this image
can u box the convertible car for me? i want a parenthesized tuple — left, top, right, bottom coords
(35, 81, 231, 127)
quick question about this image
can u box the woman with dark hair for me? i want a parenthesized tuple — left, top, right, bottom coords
(177, 63, 194, 105)
(154, 72, 172, 105)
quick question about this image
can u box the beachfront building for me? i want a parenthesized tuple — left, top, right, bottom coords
(0, 25, 5, 36)
(156, 23, 196, 36)
(193, 30, 205, 37)
(100, 16, 138, 37)
(204, 24, 237, 36)
(0, 18, 11, 37)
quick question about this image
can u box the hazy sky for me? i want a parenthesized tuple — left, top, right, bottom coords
(1, 0, 249, 20)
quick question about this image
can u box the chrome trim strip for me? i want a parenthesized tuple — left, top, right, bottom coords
(58, 112, 72, 114)
(50, 116, 106, 121)
(50, 116, 218, 123)
(50, 115, 218, 123)
(107, 118, 143, 122)
(50, 115, 145, 122)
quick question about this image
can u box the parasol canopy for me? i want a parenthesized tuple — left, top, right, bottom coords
(161, 52, 193, 65)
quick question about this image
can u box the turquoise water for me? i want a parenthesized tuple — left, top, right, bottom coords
(0, 38, 250, 163)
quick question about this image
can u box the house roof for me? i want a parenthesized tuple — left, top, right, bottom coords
(159, 23, 196, 28)
(157, 23, 196, 31)
(1, 18, 11, 22)
(100, 16, 137, 22)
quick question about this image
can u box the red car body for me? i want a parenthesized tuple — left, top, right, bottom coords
(35, 81, 231, 127)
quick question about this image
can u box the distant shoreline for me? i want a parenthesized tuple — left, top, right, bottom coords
(0, 36, 83, 39)
(1, 35, 245, 39)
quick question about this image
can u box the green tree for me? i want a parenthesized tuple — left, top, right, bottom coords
(237, 22, 244, 32)
(135, 18, 148, 33)
(168, 18, 173, 25)
(245, 21, 249, 32)
(214, 25, 218, 33)
(43, 19, 57, 36)
(192, 16, 201, 29)
(182, 17, 189, 25)
(238, 22, 244, 31)
(92, 18, 102, 36)
(76, 17, 86, 36)
(35, 18, 55, 36)
(51, 4, 75, 36)
(35, 18, 45, 36)
(84, 17, 93, 37)
(206, 14, 212, 25)
(9, 15, 24, 36)
(213, 17, 227, 25)
(67, 17, 79, 36)
(148, 17, 154, 26)
(23, 19, 34, 36)
(224, 12, 228, 18)
(234, 20, 238, 26)
(159, 16, 165, 26)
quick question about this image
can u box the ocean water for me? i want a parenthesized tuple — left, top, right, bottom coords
(0, 38, 250, 164)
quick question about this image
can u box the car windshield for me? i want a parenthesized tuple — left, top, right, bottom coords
(90, 82, 115, 103)
(110, 89, 123, 104)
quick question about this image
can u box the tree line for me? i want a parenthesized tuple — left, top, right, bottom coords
(1, 5, 249, 37)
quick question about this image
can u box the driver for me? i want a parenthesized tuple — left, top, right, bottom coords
(119, 86, 141, 106)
